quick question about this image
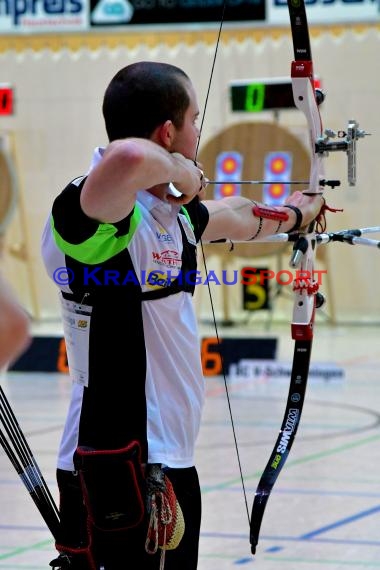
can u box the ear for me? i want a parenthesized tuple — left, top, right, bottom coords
(157, 120, 175, 150)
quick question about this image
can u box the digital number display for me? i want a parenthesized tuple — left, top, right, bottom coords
(230, 77, 321, 113)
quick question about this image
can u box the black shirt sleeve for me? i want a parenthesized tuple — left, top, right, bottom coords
(183, 197, 209, 243)
(52, 176, 133, 244)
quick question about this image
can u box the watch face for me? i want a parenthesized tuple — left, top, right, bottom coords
(89, 0, 265, 27)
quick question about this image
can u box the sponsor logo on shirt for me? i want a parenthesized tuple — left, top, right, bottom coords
(152, 250, 181, 268)
(155, 229, 173, 243)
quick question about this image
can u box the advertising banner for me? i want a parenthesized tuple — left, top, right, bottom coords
(0, 0, 89, 33)
(0, 0, 377, 37)
(268, 0, 379, 25)
(89, 0, 265, 27)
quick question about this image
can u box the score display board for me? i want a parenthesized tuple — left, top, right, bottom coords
(230, 77, 321, 112)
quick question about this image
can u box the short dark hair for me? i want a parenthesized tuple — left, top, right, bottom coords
(102, 61, 191, 141)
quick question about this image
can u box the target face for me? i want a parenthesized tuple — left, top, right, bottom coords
(214, 151, 243, 199)
(263, 151, 292, 205)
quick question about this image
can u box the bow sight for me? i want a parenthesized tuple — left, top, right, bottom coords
(315, 119, 370, 186)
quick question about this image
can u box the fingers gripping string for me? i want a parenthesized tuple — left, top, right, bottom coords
(194, 160, 207, 192)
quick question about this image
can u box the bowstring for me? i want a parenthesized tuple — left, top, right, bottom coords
(195, 8, 251, 526)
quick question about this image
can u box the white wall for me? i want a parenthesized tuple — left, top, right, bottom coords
(0, 24, 379, 323)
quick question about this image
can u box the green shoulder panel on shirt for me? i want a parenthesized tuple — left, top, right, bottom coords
(180, 206, 194, 230)
(51, 205, 142, 264)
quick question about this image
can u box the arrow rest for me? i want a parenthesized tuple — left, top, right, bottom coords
(319, 179, 341, 189)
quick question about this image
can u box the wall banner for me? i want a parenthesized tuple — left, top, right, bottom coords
(1, 0, 376, 34)
(229, 359, 345, 383)
(0, 0, 89, 33)
(268, 0, 379, 25)
(89, 0, 265, 27)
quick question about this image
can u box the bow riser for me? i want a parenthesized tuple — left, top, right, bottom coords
(291, 62, 324, 195)
(291, 242, 317, 340)
(289, 51, 323, 338)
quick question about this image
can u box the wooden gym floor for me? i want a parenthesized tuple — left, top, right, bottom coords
(1, 320, 380, 569)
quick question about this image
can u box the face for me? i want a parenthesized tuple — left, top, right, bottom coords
(171, 80, 200, 161)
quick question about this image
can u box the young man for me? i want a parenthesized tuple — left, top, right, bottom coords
(41, 61, 323, 569)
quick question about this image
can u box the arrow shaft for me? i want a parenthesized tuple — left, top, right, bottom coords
(208, 180, 308, 185)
